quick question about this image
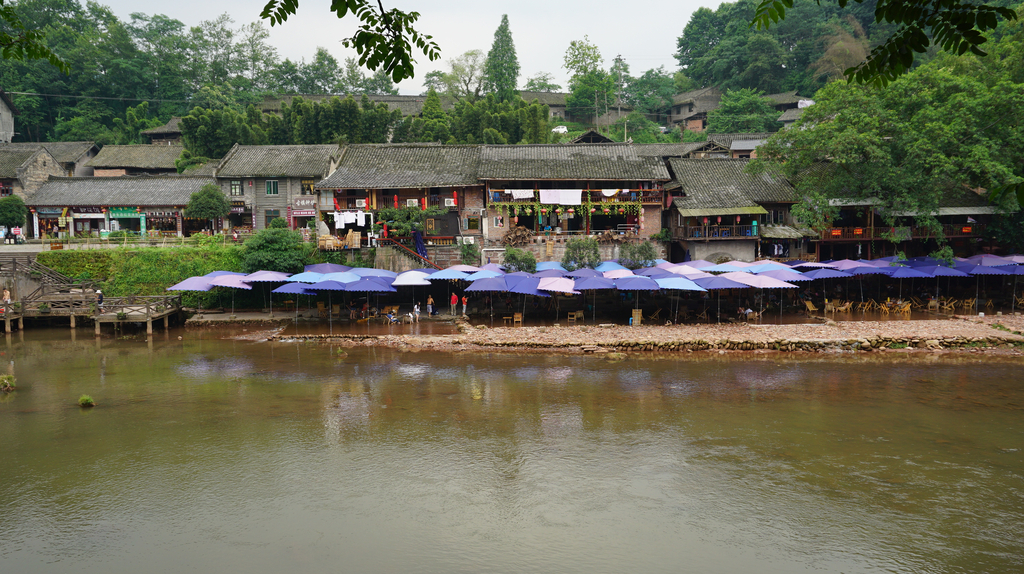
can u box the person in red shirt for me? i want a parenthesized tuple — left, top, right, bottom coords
(461, 295, 468, 315)
(450, 292, 458, 315)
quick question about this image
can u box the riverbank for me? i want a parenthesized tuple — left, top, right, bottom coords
(261, 314, 1024, 357)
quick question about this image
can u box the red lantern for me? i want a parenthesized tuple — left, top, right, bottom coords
(393, 195, 398, 208)
(703, 217, 708, 225)
(736, 215, 741, 223)
(717, 216, 721, 224)
(382, 222, 388, 238)
(452, 190, 458, 207)
(421, 198, 426, 210)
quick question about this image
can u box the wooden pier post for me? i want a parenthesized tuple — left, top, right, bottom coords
(70, 314, 76, 329)
(146, 319, 153, 335)
(95, 319, 101, 335)
(4, 316, 10, 333)
(164, 316, 169, 330)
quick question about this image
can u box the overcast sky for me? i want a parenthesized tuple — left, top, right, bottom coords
(98, 0, 721, 94)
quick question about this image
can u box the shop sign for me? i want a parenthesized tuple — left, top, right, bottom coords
(230, 206, 247, 214)
(72, 207, 103, 214)
(37, 207, 62, 215)
(109, 207, 142, 218)
(231, 200, 246, 207)
(293, 197, 316, 209)
(291, 210, 316, 217)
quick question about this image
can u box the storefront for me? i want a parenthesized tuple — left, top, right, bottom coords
(108, 207, 146, 234)
(289, 197, 317, 231)
(227, 200, 253, 232)
(33, 207, 66, 239)
(143, 208, 182, 237)
(72, 207, 105, 237)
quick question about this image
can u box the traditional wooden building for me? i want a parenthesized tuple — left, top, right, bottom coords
(215, 144, 340, 231)
(140, 117, 183, 144)
(27, 176, 214, 238)
(86, 144, 184, 176)
(0, 141, 99, 176)
(479, 143, 669, 243)
(314, 144, 482, 241)
(665, 158, 808, 262)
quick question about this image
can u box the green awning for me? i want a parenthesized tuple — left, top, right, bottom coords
(675, 206, 768, 218)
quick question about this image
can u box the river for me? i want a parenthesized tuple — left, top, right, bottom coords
(1, 328, 1022, 573)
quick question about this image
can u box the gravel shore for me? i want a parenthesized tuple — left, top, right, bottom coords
(268, 314, 1024, 357)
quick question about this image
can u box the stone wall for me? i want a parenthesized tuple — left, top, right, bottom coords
(488, 237, 668, 266)
(16, 149, 65, 199)
(93, 168, 128, 177)
(684, 239, 756, 263)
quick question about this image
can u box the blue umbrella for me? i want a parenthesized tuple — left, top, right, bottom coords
(747, 262, 794, 273)
(573, 276, 614, 323)
(614, 276, 660, 291)
(536, 261, 567, 271)
(801, 268, 853, 280)
(595, 261, 627, 272)
(508, 277, 549, 297)
(272, 282, 318, 325)
(308, 280, 350, 291)
(288, 271, 325, 283)
(756, 269, 812, 282)
(704, 263, 752, 273)
(304, 263, 352, 273)
(636, 267, 675, 278)
(466, 269, 503, 281)
(532, 268, 567, 278)
(351, 268, 398, 278)
(693, 276, 749, 323)
(321, 271, 361, 283)
(466, 277, 509, 292)
(344, 277, 397, 293)
(566, 268, 601, 278)
(955, 264, 1011, 313)
(429, 268, 471, 281)
(654, 277, 706, 291)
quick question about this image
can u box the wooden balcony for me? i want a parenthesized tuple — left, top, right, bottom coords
(487, 190, 663, 205)
(819, 224, 986, 241)
(674, 225, 758, 241)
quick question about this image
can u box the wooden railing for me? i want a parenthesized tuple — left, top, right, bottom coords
(819, 224, 986, 241)
(100, 294, 182, 318)
(23, 282, 96, 302)
(674, 225, 758, 240)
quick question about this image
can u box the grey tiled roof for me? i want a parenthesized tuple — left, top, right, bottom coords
(140, 117, 182, 135)
(0, 149, 38, 178)
(216, 144, 338, 178)
(667, 158, 796, 204)
(479, 144, 670, 181)
(730, 139, 766, 151)
(260, 94, 455, 117)
(766, 91, 802, 106)
(0, 141, 96, 164)
(777, 108, 803, 123)
(632, 142, 710, 158)
(317, 144, 480, 189)
(519, 91, 568, 106)
(29, 176, 215, 206)
(706, 133, 777, 148)
(86, 144, 183, 169)
(672, 87, 722, 106)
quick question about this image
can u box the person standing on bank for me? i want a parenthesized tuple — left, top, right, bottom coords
(413, 302, 420, 323)
(96, 289, 104, 308)
(461, 295, 468, 316)
(426, 295, 434, 316)
(450, 292, 458, 315)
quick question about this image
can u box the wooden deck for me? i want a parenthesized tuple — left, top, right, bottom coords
(3, 289, 182, 334)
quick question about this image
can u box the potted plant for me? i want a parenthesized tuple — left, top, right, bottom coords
(37, 303, 50, 313)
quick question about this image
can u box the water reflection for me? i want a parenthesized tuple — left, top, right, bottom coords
(1, 329, 1023, 573)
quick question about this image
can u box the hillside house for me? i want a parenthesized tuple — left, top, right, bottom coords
(86, 144, 184, 176)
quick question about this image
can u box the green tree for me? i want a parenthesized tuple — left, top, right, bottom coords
(0, 195, 27, 229)
(565, 70, 615, 123)
(502, 246, 536, 273)
(562, 236, 600, 271)
(241, 226, 305, 273)
(563, 35, 602, 81)
(618, 241, 657, 270)
(440, 50, 487, 102)
(0, 0, 69, 72)
(623, 67, 676, 118)
(184, 183, 231, 230)
(752, 0, 1019, 86)
(260, 0, 440, 82)
(751, 60, 1024, 239)
(523, 72, 560, 92)
(706, 88, 781, 133)
(111, 101, 163, 145)
(483, 14, 520, 102)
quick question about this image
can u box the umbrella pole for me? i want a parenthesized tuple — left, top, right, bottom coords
(976, 276, 980, 314)
(269, 289, 273, 318)
(1013, 276, 1018, 313)
(717, 290, 721, 324)
(329, 292, 333, 335)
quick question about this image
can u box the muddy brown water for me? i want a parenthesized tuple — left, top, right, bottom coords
(2, 328, 1023, 573)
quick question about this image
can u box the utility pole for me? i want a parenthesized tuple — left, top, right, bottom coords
(614, 54, 623, 120)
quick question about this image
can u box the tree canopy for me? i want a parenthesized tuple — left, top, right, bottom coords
(483, 15, 520, 103)
(241, 226, 305, 273)
(751, 41, 1024, 239)
(0, 195, 27, 229)
(184, 184, 231, 223)
(706, 89, 782, 133)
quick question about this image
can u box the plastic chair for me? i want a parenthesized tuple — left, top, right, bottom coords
(317, 302, 327, 319)
(513, 312, 523, 327)
(567, 311, 577, 325)
(645, 308, 662, 322)
(804, 300, 820, 315)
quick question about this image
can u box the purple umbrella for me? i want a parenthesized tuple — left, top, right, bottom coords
(636, 267, 675, 278)
(479, 263, 505, 272)
(466, 277, 509, 292)
(963, 254, 1016, 266)
(954, 264, 1011, 313)
(827, 259, 869, 271)
(167, 276, 215, 291)
(244, 270, 292, 282)
(208, 274, 252, 317)
(304, 263, 352, 273)
(693, 276, 750, 323)
(573, 276, 615, 323)
(614, 275, 660, 291)
(533, 268, 567, 278)
(272, 282, 319, 325)
(204, 270, 245, 278)
(351, 268, 398, 278)
(756, 269, 811, 282)
(801, 268, 852, 280)
(344, 277, 397, 293)
(508, 277, 549, 297)
(566, 268, 602, 278)
(686, 259, 715, 269)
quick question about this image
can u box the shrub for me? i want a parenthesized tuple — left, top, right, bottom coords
(78, 394, 95, 407)
(618, 241, 658, 269)
(0, 375, 15, 392)
(562, 236, 600, 271)
(460, 241, 480, 265)
(503, 247, 536, 273)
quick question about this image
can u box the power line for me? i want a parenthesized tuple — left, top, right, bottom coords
(5, 91, 189, 103)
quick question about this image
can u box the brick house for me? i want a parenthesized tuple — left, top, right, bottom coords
(0, 141, 99, 176)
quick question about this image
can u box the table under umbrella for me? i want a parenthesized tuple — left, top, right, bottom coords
(573, 276, 615, 323)
(208, 274, 252, 317)
(692, 275, 749, 323)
